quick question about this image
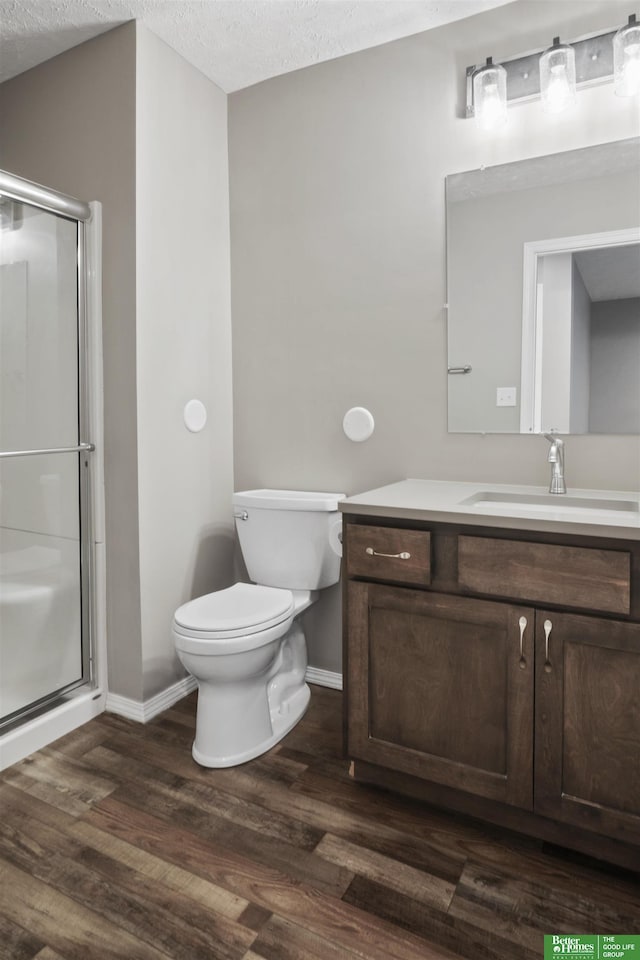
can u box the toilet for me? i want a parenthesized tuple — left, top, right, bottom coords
(172, 488, 345, 767)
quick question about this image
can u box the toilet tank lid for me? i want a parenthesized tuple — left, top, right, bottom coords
(233, 489, 346, 511)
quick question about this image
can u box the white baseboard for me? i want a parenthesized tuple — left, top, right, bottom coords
(106, 675, 197, 723)
(305, 666, 343, 690)
(106, 668, 340, 726)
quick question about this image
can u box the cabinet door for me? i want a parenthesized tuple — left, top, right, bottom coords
(347, 583, 534, 809)
(535, 611, 640, 844)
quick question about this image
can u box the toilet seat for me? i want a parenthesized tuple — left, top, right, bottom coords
(173, 582, 294, 654)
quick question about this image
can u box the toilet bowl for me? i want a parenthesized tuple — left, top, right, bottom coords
(173, 583, 316, 767)
(172, 488, 344, 768)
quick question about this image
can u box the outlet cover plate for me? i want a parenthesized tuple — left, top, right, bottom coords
(496, 387, 517, 407)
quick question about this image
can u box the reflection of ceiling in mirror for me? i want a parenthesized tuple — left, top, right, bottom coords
(447, 138, 640, 202)
(574, 244, 640, 301)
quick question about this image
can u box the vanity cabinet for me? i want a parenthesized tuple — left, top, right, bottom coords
(343, 516, 640, 866)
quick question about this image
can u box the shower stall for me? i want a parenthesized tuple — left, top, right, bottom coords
(0, 170, 105, 770)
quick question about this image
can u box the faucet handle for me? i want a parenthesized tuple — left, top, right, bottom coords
(544, 433, 557, 463)
(543, 433, 564, 461)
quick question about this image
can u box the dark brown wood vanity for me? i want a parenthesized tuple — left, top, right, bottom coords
(341, 486, 640, 871)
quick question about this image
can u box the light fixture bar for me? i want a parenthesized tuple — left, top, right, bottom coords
(466, 29, 616, 118)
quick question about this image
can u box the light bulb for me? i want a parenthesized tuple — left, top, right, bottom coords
(473, 57, 507, 130)
(546, 64, 575, 113)
(614, 15, 640, 96)
(539, 38, 576, 114)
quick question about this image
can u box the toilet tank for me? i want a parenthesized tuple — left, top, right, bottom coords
(233, 489, 345, 590)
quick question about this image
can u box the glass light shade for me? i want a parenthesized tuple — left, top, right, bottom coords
(539, 38, 576, 114)
(473, 57, 507, 129)
(614, 15, 640, 96)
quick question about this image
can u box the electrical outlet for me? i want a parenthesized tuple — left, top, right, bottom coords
(496, 387, 517, 407)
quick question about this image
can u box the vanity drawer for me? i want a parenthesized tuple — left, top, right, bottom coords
(458, 536, 630, 615)
(346, 524, 431, 586)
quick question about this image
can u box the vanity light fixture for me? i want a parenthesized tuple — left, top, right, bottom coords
(466, 13, 639, 124)
(472, 56, 507, 129)
(614, 14, 640, 96)
(539, 37, 576, 113)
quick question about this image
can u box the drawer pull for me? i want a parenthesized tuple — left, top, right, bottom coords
(365, 547, 411, 560)
(518, 616, 527, 670)
(543, 619, 553, 673)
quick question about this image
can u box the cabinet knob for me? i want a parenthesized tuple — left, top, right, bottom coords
(365, 547, 411, 560)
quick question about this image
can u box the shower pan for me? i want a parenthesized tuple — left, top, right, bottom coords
(0, 170, 105, 769)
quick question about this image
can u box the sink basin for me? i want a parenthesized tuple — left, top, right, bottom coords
(461, 491, 640, 521)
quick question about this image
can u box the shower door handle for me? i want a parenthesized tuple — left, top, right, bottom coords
(0, 443, 95, 459)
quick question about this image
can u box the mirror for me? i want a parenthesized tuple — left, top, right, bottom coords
(446, 138, 640, 434)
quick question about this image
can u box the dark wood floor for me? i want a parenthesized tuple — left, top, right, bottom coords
(1, 686, 639, 960)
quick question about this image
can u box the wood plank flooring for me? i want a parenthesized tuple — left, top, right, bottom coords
(1, 686, 639, 960)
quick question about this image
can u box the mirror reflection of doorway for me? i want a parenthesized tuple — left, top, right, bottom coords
(521, 233, 640, 434)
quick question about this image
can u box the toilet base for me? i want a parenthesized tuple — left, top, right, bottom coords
(191, 682, 311, 768)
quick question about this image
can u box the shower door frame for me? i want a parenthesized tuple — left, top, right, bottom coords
(0, 169, 105, 742)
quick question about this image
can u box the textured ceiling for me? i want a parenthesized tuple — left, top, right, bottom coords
(0, 0, 512, 92)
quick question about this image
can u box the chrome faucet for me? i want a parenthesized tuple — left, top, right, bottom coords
(544, 433, 566, 494)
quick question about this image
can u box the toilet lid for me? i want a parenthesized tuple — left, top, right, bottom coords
(173, 582, 294, 638)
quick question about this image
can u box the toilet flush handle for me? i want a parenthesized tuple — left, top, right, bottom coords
(234, 510, 249, 521)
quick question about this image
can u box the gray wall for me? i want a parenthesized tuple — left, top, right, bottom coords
(0, 24, 142, 698)
(229, 0, 640, 673)
(135, 26, 234, 699)
(590, 298, 640, 434)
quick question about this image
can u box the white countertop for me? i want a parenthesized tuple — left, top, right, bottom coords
(340, 479, 640, 540)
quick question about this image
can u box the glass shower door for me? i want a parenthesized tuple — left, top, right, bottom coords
(0, 196, 91, 727)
